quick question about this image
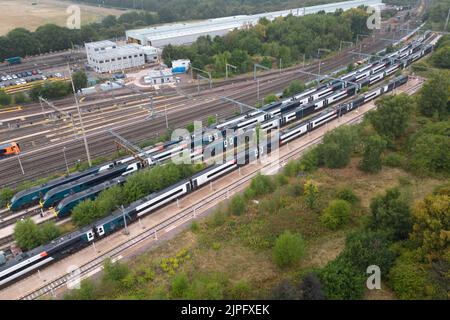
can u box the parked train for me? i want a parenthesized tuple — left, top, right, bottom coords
(0, 74, 412, 289)
(53, 177, 127, 218)
(40, 162, 141, 209)
(0, 142, 20, 158)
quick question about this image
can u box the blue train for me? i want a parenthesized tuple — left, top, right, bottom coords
(52, 177, 127, 218)
(40, 162, 140, 209)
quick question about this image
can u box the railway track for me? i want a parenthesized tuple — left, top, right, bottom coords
(0, 35, 415, 188)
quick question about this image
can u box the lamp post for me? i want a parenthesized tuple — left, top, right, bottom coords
(68, 63, 92, 167)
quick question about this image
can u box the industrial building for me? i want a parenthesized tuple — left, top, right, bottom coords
(85, 40, 145, 73)
(126, 0, 383, 47)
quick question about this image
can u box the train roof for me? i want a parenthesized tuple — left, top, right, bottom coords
(0, 142, 16, 149)
(56, 176, 126, 209)
(44, 164, 129, 199)
(0, 225, 91, 272)
(11, 167, 100, 200)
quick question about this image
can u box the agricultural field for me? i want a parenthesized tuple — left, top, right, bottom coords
(0, 0, 127, 35)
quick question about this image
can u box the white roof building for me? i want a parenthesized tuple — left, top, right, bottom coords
(85, 41, 145, 73)
(126, 0, 383, 47)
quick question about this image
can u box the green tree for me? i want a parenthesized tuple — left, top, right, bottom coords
(283, 80, 305, 98)
(341, 230, 396, 273)
(319, 256, 365, 300)
(335, 187, 359, 205)
(0, 188, 14, 208)
(72, 70, 88, 93)
(102, 258, 130, 284)
(369, 188, 412, 240)
(0, 90, 12, 106)
(39, 221, 61, 244)
(13, 218, 42, 250)
(272, 231, 306, 268)
(410, 189, 450, 262)
(321, 199, 352, 230)
(263, 94, 278, 104)
(228, 194, 246, 216)
(416, 71, 450, 120)
(360, 134, 386, 173)
(367, 94, 413, 142)
(431, 46, 450, 69)
(316, 125, 358, 168)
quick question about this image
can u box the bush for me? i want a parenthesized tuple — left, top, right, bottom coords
(321, 199, 352, 230)
(283, 160, 300, 177)
(303, 180, 319, 210)
(272, 231, 306, 268)
(360, 134, 386, 173)
(39, 221, 61, 244)
(299, 273, 326, 300)
(335, 187, 359, 205)
(318, 256, 365, 300)
(341, 230, 396, 274)
(248, 174, 274, 197)
(298, 147, 319, 172)
(383, 152, 404, 168)
(316, 126, 358, 168)
(64, 279, 97, 300)
(171, 273, 189, 298)
(13, 92, 29, 104)
(228, 195, 246, 216)
(388, 251, 440, 299)
(369, 188, 412, 240)
(228, 280, 252, 299)
(13, 218, 42, 251)
(102, 259, 130, 285)
(0, 188, 14, 208)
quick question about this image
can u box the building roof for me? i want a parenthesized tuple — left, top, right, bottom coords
(148, 69, 173, 78)
(126, 0, 382, 44)
(85, 40, 116, 49)
(88, 45, 143, 60)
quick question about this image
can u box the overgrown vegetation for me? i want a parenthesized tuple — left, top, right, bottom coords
(13, 218, 61, 251)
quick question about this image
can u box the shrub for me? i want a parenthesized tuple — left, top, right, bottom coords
(190, 221, 200, 233)
(64, 279, 97, 300)
(321, 199, 352, 230)
(102, 259, 130, 284)
(316, 126, 358, 168)
(228, 280, 252, 299)
(0, 188, 14, 208)
(318, 256, 365, 300)
(360, 134, 386, 173)
(228, 195, 246, 216)
(299, 273, 326, 300)
(13, 218, 42, 251)
(275, 174, 288, 186)
(283, 160, 300, 177)
(341, 230, 396, 274)
(335, 187, 359, 205)
(369, 188, 412, 240)
(171, 273, 189, 298)
(298, 147, 319, 172)
(272, 231, 306, 268)
(388, 250, 440, 299)
(303, 180, 319, 210)
(383, 152, 404, 168)
(248, 174, 275, 197)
